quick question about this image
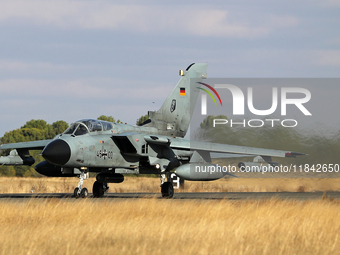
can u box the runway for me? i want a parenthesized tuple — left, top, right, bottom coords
(0, 191, 339, 200)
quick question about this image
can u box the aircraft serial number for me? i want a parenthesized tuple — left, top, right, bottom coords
(96, 150, 113, 160)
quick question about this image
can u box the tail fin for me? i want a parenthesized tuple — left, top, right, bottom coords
(145, 63, 208, 137)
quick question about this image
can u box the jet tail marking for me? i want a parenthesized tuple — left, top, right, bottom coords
(143, 63, 208, 138)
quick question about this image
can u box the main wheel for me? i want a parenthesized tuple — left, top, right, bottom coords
(161, 182, 174, 198)
(74, 187, 80, 198)
(81, 187, 88, 198)
(93, 181, 105, 198)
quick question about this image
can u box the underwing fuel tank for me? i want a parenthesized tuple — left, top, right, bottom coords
(35, 161, 79, 177)
(96, 173, 124, 183)
(175, 163, 236, 181)
(0, 150, 35, 166)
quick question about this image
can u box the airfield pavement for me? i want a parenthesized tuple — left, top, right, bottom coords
(1, 191, 339, 201)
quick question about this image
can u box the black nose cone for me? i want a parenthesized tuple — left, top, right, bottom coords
(42, 139, 71, 165)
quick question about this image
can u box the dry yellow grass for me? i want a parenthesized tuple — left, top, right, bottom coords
(0, 198, 339, 255)
(0, 177, 340, 194)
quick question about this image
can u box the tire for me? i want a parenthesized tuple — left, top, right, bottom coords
(93, 181, 105, 198)
(81, 187, 88, 198)
(74, 187, 80, 198)
(161, 182, 174, 198)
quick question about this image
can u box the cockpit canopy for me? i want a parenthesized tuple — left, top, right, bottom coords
(63, 119, 114, 136)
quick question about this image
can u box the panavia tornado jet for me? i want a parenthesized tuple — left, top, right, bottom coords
(0, 63, 304, 198)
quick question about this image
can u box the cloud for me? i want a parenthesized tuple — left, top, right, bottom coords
(317, 0, 340, 7)
(0, 77, 171, 101)
(0, 60, 55, 73)
(0, 0, 298, 38)
(0, 74, 173, 135)
(314, 50, 340, 66)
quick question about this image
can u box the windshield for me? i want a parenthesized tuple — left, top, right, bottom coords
(64, 123, 89, 136)
(74, 124, 88, 136)
(63, 119, 114, 136)
(64, 124, 79, 135)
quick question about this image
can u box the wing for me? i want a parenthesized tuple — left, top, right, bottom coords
(171, 139, 304, 158)
(114, 133, 305, 159)
(148, 134, 305, 160)
(0, 140, 52, 166)
(168, 136, 305, 181)
(0, 140, 52, 151)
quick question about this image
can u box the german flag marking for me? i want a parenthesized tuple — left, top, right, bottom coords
(180, 87, 185, 96)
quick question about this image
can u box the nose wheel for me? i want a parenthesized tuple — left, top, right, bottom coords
(74, 187, 88, 198)
(74, 171, 89, 198)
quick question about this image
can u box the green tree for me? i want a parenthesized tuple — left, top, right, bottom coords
(97, 115, 122, 123)
(22, 119, 47, 130)
(0, 119, 69, 176)
(136, 114, 149, 126)
(1, 119, 69, 146)
(51, 120, 69, 136)
(0, 166, 16, 177)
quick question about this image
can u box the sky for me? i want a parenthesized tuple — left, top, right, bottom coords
(1, 0, 340, 137)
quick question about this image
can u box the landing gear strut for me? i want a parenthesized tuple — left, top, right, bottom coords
(160, 172, 174, 198)
(93, 181, 109, 198)
(74, 171, 89, 198)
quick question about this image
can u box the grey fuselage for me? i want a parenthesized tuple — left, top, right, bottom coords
(42, 119, 192, 174)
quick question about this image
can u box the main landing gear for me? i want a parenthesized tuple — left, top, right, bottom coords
(92, 172, 123, 198)
(93, 181, 109, 198)
(74, 171, 89, 198)
(160, 171, 174, 198)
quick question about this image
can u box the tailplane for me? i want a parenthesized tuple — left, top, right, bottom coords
(143, 63, 208, 137)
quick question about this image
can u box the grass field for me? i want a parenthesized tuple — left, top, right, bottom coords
(1, 177, 339, 254)
(0, 176, 340, 194)
(0, 198, 339, 255)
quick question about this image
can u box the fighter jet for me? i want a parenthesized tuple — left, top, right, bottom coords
(0, 63, 304, 198)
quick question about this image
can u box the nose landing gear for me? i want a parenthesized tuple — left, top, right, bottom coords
(74, 171, 89, 198)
